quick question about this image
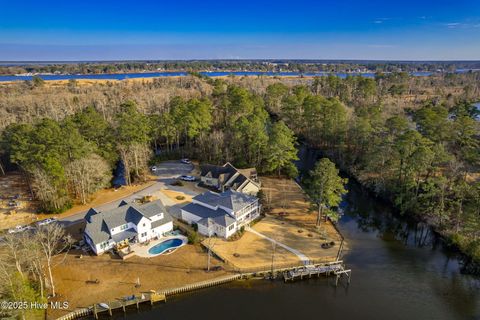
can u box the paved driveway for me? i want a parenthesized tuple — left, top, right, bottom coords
(59, 161, 195, 225)
(152, 161, 194, 178)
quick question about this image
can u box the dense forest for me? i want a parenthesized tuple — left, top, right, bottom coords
(1, 60, 480, 75)
(0, 71, 479, 270)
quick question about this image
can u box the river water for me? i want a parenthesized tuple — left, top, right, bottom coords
(95, 148, 480, 320)
(0, 71, 437, 82)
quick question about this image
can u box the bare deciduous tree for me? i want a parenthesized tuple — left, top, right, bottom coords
(31, 167, 69, 212)
(65, 154, 111, 204)
(34, 223, 72, 297)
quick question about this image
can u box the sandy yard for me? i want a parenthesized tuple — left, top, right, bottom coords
(49, 243, 229, 319)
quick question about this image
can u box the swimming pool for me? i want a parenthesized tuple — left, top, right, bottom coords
(148, 238, 184, 255)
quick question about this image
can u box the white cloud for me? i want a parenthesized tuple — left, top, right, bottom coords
(444, 22, 480, 29)
(373, 18, 390, 24)
(446, 22, 461, 28)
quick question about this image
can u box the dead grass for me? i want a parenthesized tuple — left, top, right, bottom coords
(0, 172, 39, 229)
(252, 216, 340, 262)
(57, 178, 157, 219)
(203, 217, 339, 271)
(261, 176, 319, 227)
(202, 230, 300, 270)
(49, 244, 228, 319)
(161, 189, 193, 205)
(202, 177, 343, 270)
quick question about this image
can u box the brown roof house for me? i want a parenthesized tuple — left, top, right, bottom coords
(199, 162, 260, 195)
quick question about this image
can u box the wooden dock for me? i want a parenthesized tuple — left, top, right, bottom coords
(55, 261, 350, 320)
(283, 261, 351, 286)
(91, 292, 166, 319)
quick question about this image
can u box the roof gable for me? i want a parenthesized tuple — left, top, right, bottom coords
(84, 200, 171, 245)
(192, 190, 258, 212)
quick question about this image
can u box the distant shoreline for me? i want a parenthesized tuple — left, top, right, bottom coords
(0, 70, 448, 83)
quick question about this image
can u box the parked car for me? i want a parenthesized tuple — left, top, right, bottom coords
(180, 158, 191, 164)
(179, 175, 196, 181)
(8, 225, 28, 234)
(151, 166, 158, 172)
(36, 217, 57, 226)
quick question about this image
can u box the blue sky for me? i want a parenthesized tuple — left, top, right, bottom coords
(1, 0, 479, 60)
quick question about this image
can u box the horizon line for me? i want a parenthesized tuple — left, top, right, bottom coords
(1, 59, 480, 64)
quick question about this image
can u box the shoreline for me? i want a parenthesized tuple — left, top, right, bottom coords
(0, 69, 456, 85)
(52, 260, 345, 320)
(301, 143, 480, 275)
(49, 175, 344, 319)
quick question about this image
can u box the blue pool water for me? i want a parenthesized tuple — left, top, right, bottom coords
(148, 238, 183, 255)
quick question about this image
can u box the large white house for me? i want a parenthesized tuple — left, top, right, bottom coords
(84, 200, 173, 255)
(181, 190, 260, 238)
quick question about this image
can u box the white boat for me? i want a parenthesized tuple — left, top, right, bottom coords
(98, 303, 109, 309)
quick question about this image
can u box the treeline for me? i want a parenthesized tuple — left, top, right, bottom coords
(263, 80, 480, 267)
(0, 103, 152, 212)
(1, 72, 479, 133)
(0, 82, 299, 212)
(2, 60, 480, 75)
(0, 72, 478, 267)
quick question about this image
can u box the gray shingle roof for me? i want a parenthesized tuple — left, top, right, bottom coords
(132, 200, 167, 219)
(197, 214, 235, 228)
(84, 215, 110, 244)
(102, 206, 143, 231)
(151, 213, 173, 229)
(200, 164, 236, 179)
(85, 208, 99, 223)
(184, 190, 257, 228)
(213, 214, 236, 227)
(197, 217, 215, 228)
(182, 202, 228, 219)
(193, 190, 258, 212)
(84, 199, 171, 245)
(111, 228, 137, 243)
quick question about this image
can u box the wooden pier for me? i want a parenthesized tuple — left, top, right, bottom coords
(55, 261, 350, 320)
(283, 260, 351, 286)
(91, 292, 166, 319)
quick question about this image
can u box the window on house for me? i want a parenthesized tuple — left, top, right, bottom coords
(120, 224, 128, 230)
(143, 223, 146, 227)
(228, 225, 235, 231)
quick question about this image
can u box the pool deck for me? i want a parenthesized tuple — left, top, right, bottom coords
(131, 235, 188, 258)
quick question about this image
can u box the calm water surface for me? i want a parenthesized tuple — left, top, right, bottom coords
(0, 71, 438, 82)
(96, 148, 480, 320)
